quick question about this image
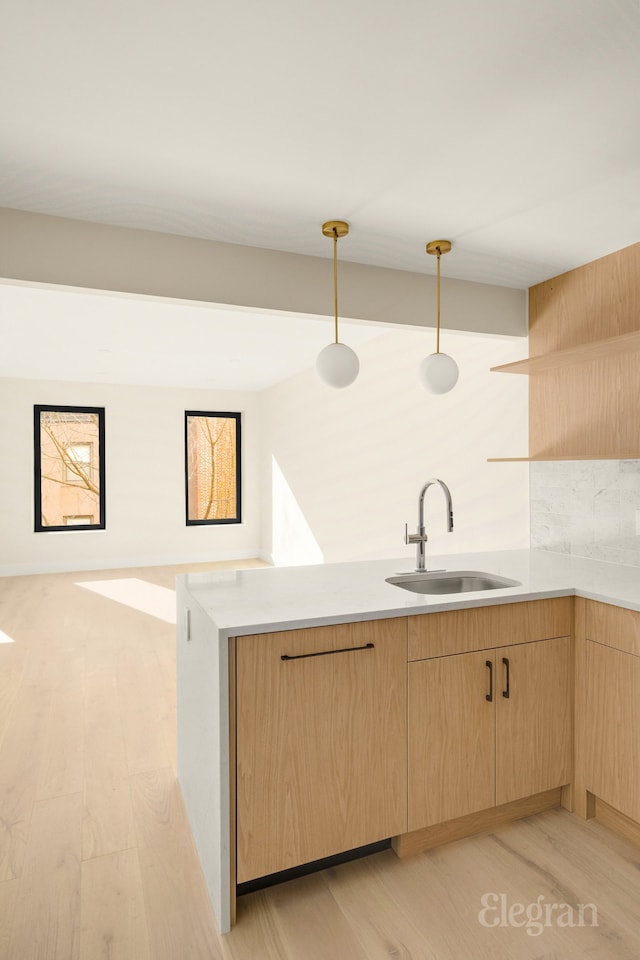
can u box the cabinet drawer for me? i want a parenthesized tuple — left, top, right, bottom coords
(241, 617, 407, 660)
(585, 600, 640, 657)
(408, 598, 571, 661)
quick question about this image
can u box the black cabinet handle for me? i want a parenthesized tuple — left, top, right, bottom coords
(486, 659, 493, 702)
(502, 656, 510, 699)
(281, 642, 374, 661)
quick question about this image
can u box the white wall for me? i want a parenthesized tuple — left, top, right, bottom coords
(260, 327, 529, 566)
(0, 378, 261, 575)
(0, 327, 530, 576)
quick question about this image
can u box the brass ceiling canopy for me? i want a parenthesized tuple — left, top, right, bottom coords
(322, 220, 349, 239)
(426, 239, 452, 257)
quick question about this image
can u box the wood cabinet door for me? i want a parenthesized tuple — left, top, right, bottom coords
(495, 636, 572, 806)
(236, 618, 407, 884)
(585, 639, 640, 821)
(408, 650, 495, 831)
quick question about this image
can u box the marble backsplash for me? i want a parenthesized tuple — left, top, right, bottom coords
(530, 461, 640, 567)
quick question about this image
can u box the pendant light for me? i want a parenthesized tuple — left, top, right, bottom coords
(419, 239, 459, 394)
(315, 220, 360, 388)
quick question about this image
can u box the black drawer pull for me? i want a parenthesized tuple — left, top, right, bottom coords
(486, 659, 493, 702)
(502, 656, 510, 699)
(281, 642, 374, 661)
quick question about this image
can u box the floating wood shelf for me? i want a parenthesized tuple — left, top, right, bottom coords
(490, 330, 640, 375)
(488, 455, 640, 463)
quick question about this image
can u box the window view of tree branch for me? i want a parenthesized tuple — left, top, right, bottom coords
(34, 406, 105, 531)
(185, 412, 241, 524)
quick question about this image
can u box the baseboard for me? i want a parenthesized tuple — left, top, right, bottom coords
(392, 787, 563, 859)
(595, 797, 640, 850)
(0, 548, 265, 578)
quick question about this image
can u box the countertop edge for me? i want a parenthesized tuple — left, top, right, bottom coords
(216, 587, 584, 639)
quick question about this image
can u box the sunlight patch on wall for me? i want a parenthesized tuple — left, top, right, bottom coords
(0, 630, 15, 643)
(272, 456, 323, 566)
(75, 578, 176, 623)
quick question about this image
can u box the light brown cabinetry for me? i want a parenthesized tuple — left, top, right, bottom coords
(583, 601, 640, 822)
(490, 240, 640, 460)
(495, 637, 572, 804)
(408, 599, 572, 832)
(408, 650, 494, 828)
(234, 597, 574, 885)
(408, 598, 571, 660)
(235, 617, 407, 884)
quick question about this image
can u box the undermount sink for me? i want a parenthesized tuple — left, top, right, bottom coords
(385, 570, 521, 595)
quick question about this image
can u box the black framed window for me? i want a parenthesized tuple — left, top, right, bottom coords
(34, 405, 106, 532)
(185, 411, 241, 525)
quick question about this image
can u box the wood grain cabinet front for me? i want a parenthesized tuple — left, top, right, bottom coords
(408, 649, 494, 828)
(407, 598, 571, 661)
(495, 636, 572, 805)
(235, 617, 407, 884)
(583, 602, 640, 822)
(408, 636, 572, 831)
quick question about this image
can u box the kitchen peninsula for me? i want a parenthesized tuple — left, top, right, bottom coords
(177, 549, 640, 934)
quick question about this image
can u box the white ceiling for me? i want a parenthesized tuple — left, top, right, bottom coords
(0, 282, 386, 390)
(1, 0, 639, 289)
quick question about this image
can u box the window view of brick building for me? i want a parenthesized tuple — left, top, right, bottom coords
(35, 407, 104, 530)
(185, 412, 240, 524)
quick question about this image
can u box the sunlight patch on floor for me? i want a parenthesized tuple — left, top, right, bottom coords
(0, 630, 15, 643)
(75, 578, 176, 623)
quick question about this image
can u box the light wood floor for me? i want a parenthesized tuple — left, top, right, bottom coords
(1, 562, 640, 959)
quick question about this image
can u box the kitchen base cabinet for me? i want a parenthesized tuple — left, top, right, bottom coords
(176, 561, 640, 934)
(235, 618, 407, 884)
(584, 638, 640, 822)
(581, 601, 640, 825)
(408, 635, 572, 833)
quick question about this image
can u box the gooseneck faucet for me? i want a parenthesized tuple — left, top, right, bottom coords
(405, 478, 454, 572)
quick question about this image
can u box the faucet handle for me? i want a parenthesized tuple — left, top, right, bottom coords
(405, 524, 427, 545)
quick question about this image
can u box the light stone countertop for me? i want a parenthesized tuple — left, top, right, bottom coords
(179, 548, 640, 636)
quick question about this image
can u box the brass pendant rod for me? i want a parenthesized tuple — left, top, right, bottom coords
(333, 228, 339, 344)
(426, 239, 451, 355)
(436, 246, 441, 354)
(323, 221, 349, 345)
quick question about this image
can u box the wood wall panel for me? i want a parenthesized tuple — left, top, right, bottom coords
(527, 240, 640, 459)
(529, 241, 640, 354)
(529, 356, 639, 457)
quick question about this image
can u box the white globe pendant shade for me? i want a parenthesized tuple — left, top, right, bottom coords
(316, 341, 360, 388)
(419, 351, 459, 394)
